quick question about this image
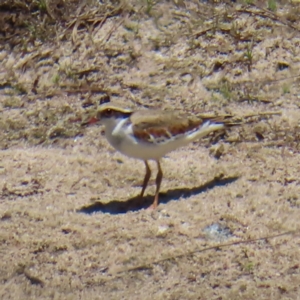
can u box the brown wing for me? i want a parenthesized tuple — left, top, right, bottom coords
(130, 109, 205, 142)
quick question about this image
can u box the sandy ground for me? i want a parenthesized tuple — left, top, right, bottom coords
(1, 1, 300, 299)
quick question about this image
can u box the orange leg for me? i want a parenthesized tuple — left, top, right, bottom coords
(150, 160, 163, 209)
(140, 161, 151, 198)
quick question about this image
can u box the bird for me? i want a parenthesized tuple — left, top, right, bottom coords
(87, 103, 228, 209)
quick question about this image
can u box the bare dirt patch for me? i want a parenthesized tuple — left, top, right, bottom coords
(1, 0, 300, 299)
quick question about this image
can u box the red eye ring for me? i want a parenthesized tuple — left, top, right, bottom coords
(105, 109, 112, 116)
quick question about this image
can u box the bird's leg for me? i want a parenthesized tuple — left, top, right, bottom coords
(149, 160, 163, 209)
(140, 160, 151, 198)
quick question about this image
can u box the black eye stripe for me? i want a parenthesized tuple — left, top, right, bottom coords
(100, 108, 132, 118)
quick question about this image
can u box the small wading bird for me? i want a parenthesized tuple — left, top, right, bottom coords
(87, 103, 229, 209)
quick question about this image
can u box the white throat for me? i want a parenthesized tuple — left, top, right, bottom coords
(101, 117, 122, 134)
(101, 117, 131, 149)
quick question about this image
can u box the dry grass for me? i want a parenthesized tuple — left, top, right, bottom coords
(1, 0, 300, 299)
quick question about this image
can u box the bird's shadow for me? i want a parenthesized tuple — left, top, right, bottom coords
(77, 176, 239, 215)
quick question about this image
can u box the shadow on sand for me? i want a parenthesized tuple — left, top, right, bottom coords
(77, 175, 239, 215)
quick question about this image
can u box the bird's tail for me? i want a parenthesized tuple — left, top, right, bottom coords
(187, 118, 225, 142)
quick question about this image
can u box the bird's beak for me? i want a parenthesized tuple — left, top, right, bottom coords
(81, 116, 99, 127)
(87, 116, 99, 125)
